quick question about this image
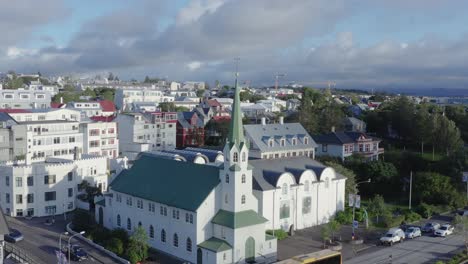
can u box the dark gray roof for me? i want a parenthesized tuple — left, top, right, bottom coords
(244, 123, 317, 152)
(313, 131, 380, 145)
(249, 157, 346, 191)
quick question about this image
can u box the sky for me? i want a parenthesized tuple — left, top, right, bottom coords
(1, 0, 468, 90)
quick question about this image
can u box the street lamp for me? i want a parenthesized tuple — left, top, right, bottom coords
(352, 179, 371, 240)
(68, 231, 85, 263)
(58, 232, 68, 264)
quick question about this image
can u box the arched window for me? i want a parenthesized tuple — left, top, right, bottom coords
(138, 221, 142, 227)
(241, 195, 246, 204)
(325, 177, 330, 188)
(304, 137, 309, 144)
(117, 214, 121, 226)
(161, 229, 166, 242)
(233, 152, 238, 162)
(225, 194, 228, 204)
(186, 237, 192, 252)
(223, 253, 226, 260)
(127, 218, 132, 230)
(304, 180, 310, 192)
(242, 174, 246, 183)
(225, 174, 229, 183)
(173, 233, 179, 247)
(242, 152, 246, 162)
(281, 139, 285, 146)
(282, 183, 288, 195)
(149, 225, 154, 239)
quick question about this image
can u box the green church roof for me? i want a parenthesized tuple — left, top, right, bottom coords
(198, 237, 232, 253)
(110, 154, 220, 211)
(211, 209, 268, 229)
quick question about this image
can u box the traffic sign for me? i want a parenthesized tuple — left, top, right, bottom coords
(463, 172, 468, 182)
(353, 220, 359, 229)
(349, 194, 361, 208)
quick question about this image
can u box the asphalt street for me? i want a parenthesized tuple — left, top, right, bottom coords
(6, 216, 117, 264)
(345, 232, 464, 264)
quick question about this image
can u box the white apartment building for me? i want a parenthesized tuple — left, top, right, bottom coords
(0, 154, 108, 217)
(114, 89, 174, 111)
(81, 120, 119, 159)
(66, 100, 116, 118)
(0, 88, 52, 109)
(116, 112, 177, 160)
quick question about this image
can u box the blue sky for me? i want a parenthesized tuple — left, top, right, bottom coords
(2, 0, 468, 89)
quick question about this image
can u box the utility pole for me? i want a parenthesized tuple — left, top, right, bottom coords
(409, 171, 413, 210)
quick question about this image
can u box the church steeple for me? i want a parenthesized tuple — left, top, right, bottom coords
(227, 71, 245, 147)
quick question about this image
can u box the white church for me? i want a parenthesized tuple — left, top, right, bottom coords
(96, 75, 346, 264)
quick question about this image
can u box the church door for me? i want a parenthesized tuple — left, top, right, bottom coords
(98, 207, 103, 226)
(245, 237, 255, 263)
(197, 248, 203, 264)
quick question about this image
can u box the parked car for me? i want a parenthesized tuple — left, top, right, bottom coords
(4, 229, 24, 243)
(422, 222, 440, 233)
(405, 227, 422, 239)
(434, 224, 454, 237)
(62, 245, 89, 261)
(380, 228, 405, 246)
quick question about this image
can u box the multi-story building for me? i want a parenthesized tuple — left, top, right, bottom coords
(114, 88, 174, 111)
(0, 154, 107, 217)
(0, 88, 52, 109)
(313, 131, 384, 161)
(244, 117, 317, 160)
(81, 119, 119, 159)
(116, 112, 177, 160)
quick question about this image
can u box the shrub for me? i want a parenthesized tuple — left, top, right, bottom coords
(416, 203, 433, 218)
(383, 214, 405, 228)
(111, 228, 130, 246)
(72, 210, 96, 232)
(402, 210, 422, 223)
(335, 210, 353, 225)
(91, 227, 111, 245)
(106, 238, 124, 255)
(266, 230, 288, 240)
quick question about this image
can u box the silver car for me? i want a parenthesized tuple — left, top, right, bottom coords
(422, 222, 440, 233)
(405, 227, 422, 239)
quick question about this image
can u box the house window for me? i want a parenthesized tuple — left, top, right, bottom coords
(68, 172, 73, 181)
(242, 152, 246, 162)
(6, 193, 10, 204)
(292, 138, 297, 145)
(359, 144, 363, 152)
(233, 152, 238, 162)
(304, 180, 310, 192)
(27, 194, 34, 203)
(365, 144, 370, 152)
(16, 195, 23, 204)
(116, 194, 122, 203)
(325, 178, 330, 188)
(15, 177, 22, 187)
(138, 221, 142, 227)
(322, 144, 328, 152)
(281, 139, 285, 146)
(242, 174, 246, 183)
(44, 175, 56, 184)
(304, 137, 309, 144)
(225, 174, 229, 183)
(189, 214, 193, 224)
(269, 139, 274, 147)
(161, 229, 166, 243)
(90, 140, 100, 148)
(90, 129, 100, 136)
(282, 183, 288, 195)
(225, 194, 228, 204)
(117, 215, 121, 226)
(44, 191, 56, 201)
(127, 218, 132, 230)
(6, 176, 9, 186)
(149, 225, 154, 239)
(186, 238, 192, 252)
(223, 253, 226, 261)
(241, 195, 246, 204)
(68, 188, 73, 197)
(126, 197, 132, 206)
(53, 137, 60, 144)
(137, 199, 143, 209)
(173, 233, 179, 247)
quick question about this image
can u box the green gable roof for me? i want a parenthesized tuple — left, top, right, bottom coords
(198, 237, 232, 253)
(211, 209, 268, 229)
(110, 154, 220, 211)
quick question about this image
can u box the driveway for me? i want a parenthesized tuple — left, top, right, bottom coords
(6, 215, 118, 264)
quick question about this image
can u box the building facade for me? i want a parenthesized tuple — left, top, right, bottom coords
(176, 112, 205, 148)
(0, 89, 52, 109)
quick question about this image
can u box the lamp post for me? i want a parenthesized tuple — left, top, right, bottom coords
(68, 231, 85, 263)
(58, 232, 68, 264)
(352, 179, 371, 240)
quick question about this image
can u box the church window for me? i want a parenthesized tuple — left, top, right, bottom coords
(233, 152, 238, 162)
(282, 183, 288, 195)
(117, 214, 121, 226)
(138, 221, 142, 227)
(304, 180, 310, 192)
(325, 177, 330, 188)
(225, 174, 229, 183)
(173, 233, 179, 247)
(223, 253, 226, 260)
(186, 237, 192, 252)
(161, 229, 166, 242)
(225, 194, 228, 204)
(241, 195, 246, 204)
(242, 152, 246, 162)
(242, 174, 246, 183)
(127, 218, 132, 230)
(190, 214, 193, 224)
(149, 225, 154, 239)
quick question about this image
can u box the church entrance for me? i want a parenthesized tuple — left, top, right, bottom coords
(197, 248, 203, 264)
(245, 237, 255, 263)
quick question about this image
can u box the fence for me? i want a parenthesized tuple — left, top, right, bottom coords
(4, 242, 45, 264)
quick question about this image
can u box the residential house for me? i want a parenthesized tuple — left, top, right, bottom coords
(176, 112, 205, 148)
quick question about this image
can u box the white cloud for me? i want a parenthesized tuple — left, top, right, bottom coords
(186, 61, 203, 71)
(6, 47, 37, 58)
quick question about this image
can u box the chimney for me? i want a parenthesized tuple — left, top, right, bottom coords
(60, 96, 63, 104)
(261, 117, 266, 126)
(331, 126, 335, 132)
(279, 116, 284, 125)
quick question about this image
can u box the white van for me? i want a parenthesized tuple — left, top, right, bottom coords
(380, 228, 405, 246)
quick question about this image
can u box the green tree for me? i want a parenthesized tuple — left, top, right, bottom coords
(366, 195, 387, 223)
(101, 90, 114, 101)
(6, 76, 24, 89)
(433, 114, 463, 156)
(159, 102, 176, 112)
(414, 172, 464, 207)
(82, 88, 96, 98)
(327, 219, 341, 242)
(52, 92, 80, 104)
(414, 105, 432, 154)
(318, 104, 345, 133)
(390, 96, 415, 141)
(196, 89, 206, 97)
(106, 238, 124, 255)
(63, 84, 75, 92)
(126, 226, 149, 264)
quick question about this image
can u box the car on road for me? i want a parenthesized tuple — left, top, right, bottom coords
(405, 227, 422, 239)
(62, 244, 89, 261)
(380, 228, 405, 246)
(434, 224, 454, 237)
(422, 222, 440, 233)
(4, 229, 24, 243)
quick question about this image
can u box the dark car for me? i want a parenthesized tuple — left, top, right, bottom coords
(4, 229, 24, 243)
(62, 245, 88, 261)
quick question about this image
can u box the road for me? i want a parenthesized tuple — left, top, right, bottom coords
(6, 216, 118, 264)
(346, 232, 464, 264)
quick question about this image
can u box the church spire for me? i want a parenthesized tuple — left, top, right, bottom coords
(227, 60, 245, 147)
